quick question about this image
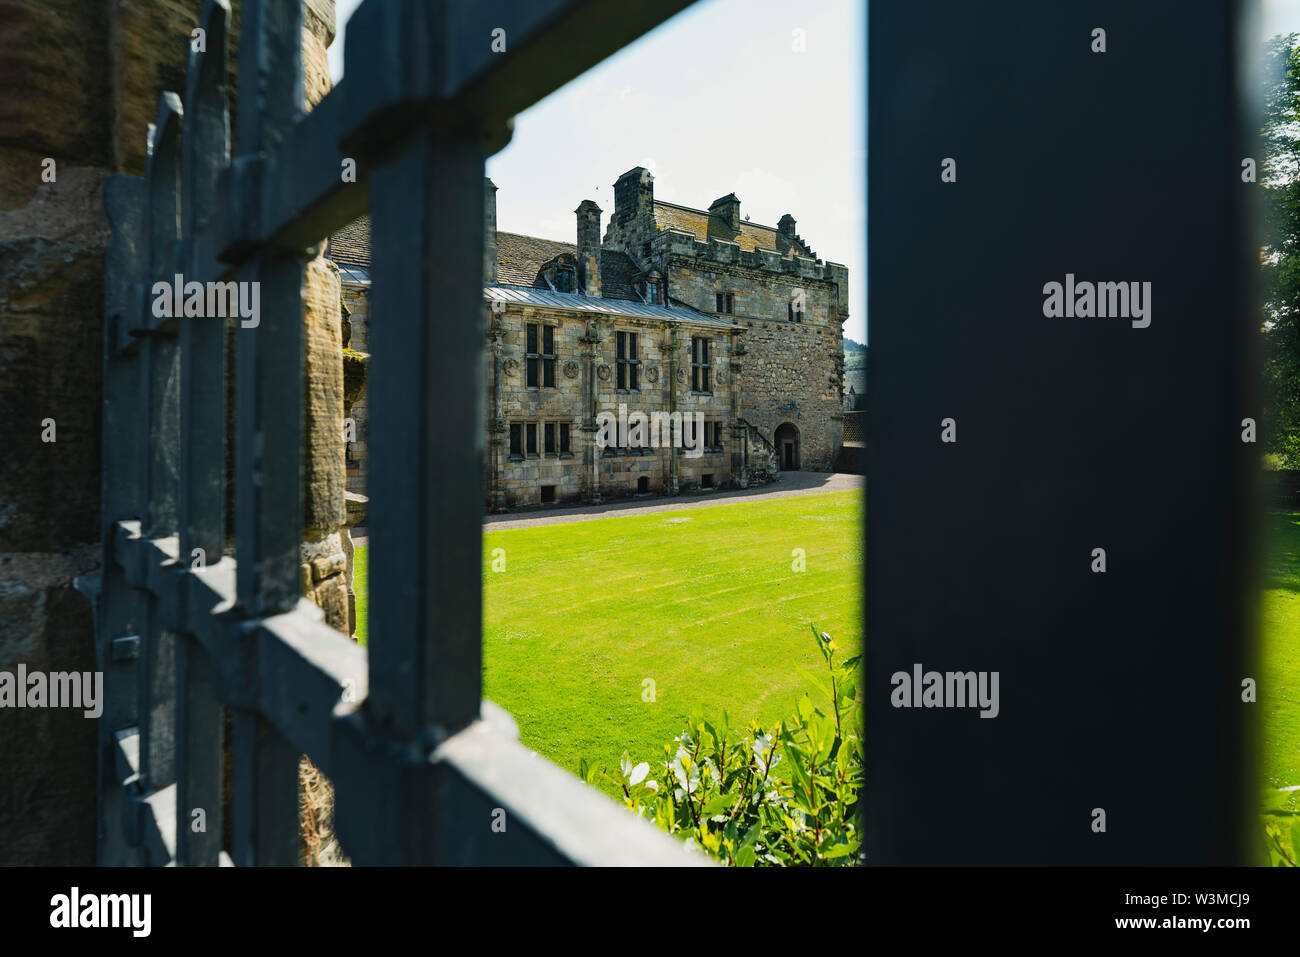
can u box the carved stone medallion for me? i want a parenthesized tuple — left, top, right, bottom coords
(715, 368, 728, 385)
(644, 366, 659, 384)
(503, 358, 520, 377)
(676, 368, 686, 385)
(596, 363, 612, 381)
(563, 359, 581, 379)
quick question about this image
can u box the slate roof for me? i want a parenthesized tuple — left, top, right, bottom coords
(651, 200, 815, 257)
(494, 231, 574, 286)
(484, 285, 739, 327)
(329, 218, 642, 301)
(329, 216, 372, 267)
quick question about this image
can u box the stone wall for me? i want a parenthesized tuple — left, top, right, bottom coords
(599, 170, 849, 472)
(0, 0, 209, 867)
(666, 258, 844, 471)
(487, 307, 741, 508)
(0, 0, 348, 865)
(341, 281, 370, 498)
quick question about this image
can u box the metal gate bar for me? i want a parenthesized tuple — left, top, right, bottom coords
(97, 0, 704, 866)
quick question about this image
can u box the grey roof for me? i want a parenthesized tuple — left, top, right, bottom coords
(485, 285, 739, 326)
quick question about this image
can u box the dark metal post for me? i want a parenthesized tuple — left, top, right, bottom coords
(367, 133, 486, 739)
(138, 99, 183, 804)
(175, 0, 232, 867)
(230, 0, 305, 866)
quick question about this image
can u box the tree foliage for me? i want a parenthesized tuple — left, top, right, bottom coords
(1260, 34, 1300, 465)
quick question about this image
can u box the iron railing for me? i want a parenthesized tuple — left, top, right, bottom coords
(97, 0, 704, 866)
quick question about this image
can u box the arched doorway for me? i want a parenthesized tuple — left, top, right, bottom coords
(774, 422, 800, 471)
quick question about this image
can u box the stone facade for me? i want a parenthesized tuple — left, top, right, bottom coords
(484, 297, 749, 509)
(329, 165, 847, 508)
(602, 168, 848, 472)
(341, 282, 370, 498)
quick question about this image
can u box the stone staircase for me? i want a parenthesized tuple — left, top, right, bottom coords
(738, 419, 780, 485)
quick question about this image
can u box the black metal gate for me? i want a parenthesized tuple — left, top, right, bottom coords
(97, 0, 703, 866)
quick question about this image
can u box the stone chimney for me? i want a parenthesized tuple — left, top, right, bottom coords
(709, 192, 741, 231)
(576, 199, 602, 297)
(484, 177, 498, 285)
(778, 213, 796, 238)
(613, 167, 654, 227)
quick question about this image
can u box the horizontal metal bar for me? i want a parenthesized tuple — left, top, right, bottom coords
(112, 523, 369, 776)
(141, 784, 179, 866)
(255, 605, 368, 779)
(434, 716, 711, 866)
(114, 727, 140, 783)
(178, 0, 696, 281)
(331, 703, 709, 866)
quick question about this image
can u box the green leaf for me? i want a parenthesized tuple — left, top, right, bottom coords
(702, 793, 739, 817)
(734, 845, 757, 867)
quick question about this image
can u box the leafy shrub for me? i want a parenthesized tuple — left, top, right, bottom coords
(580, 626, 862, 866)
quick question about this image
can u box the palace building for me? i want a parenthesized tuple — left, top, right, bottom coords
(328, 167, 848, 509)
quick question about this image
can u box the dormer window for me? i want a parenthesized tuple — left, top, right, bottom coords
(555, 268, 573, 293)
(643, 279, 659, 305)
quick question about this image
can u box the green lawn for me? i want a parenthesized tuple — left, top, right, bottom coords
(1263, 511, 1300, 803)
(353, 489, 862, 794)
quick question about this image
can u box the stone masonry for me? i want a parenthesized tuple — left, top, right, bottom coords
(329, 165, 847, 507)
(0, 0, 351, 865)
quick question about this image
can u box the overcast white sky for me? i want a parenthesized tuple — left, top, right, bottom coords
(1265, 0, 1300, 37)
(327, 0, 867, 342)
(327, 1, 1300, 346)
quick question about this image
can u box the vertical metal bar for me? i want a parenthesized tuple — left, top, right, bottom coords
(175, 641, 223, 864)
(231, 710, 300, 866)
(368, 131, 485, 737)
(234, 254, 305, 613)
(234, 0, 303, 616)
(174, 0, 231, 866)
(138, 98, 183, 797)
(100, 174, 148, 863)
(179, 0, 229, 562)
(231, 0, 305, 866)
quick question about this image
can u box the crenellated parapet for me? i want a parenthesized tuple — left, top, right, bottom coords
(656, 228, 847, 298)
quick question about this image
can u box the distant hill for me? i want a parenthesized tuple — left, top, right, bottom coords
(844, 337, 866, 372)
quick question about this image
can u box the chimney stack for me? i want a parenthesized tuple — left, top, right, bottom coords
(613, 167, 654, 227)
(778, 213, 796, 238)
(484, 177, 498, 285)
(576, 199, 602, 297)
(709, 192, 741, 231)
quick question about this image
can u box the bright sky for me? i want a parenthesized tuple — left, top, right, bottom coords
(327, 0, 867, 342)
(1264, 0, 1300, 37)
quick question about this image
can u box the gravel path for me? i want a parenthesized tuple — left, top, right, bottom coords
(350, 472, 862, 543)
